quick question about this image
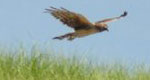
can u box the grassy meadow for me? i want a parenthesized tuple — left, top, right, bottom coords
(0, 46, 150, 80)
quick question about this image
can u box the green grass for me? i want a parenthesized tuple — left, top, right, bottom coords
(0, 46, 150, 80)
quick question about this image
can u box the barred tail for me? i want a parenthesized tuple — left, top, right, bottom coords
(53, 33, 76, 41)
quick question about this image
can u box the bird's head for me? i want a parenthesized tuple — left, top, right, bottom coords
(95, 23, 109, 32)
(101, 23, 109, 32)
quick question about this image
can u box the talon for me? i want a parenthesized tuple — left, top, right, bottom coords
(53, 37, 63, 40)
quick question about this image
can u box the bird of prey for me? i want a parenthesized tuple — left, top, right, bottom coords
(45, 7, 127, 41)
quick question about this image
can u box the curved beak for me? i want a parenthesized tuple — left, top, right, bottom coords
(106, 25, 109, 32)
(106, 28, 109, 32)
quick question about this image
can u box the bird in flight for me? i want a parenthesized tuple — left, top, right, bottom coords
(45, 7, 127, 41)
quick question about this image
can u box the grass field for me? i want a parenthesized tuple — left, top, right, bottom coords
(0, 46, 150, 80)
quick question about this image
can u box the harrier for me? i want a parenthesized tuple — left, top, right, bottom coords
(45, 7, 127, 41)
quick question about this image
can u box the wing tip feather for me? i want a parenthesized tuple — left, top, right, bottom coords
(44, 6, 60, 13)
(121, 11, 128, 17)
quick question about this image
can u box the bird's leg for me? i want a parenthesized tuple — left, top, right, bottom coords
(53, 33, 76, 41)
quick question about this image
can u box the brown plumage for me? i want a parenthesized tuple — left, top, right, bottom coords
(45, 7, 127, 41)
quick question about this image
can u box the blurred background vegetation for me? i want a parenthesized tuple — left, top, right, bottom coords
(0, 45, 150, 80)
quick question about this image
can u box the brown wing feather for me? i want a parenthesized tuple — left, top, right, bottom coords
(45, 7, 93, 30)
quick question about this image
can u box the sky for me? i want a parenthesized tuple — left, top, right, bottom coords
(0, 0, 150, 64)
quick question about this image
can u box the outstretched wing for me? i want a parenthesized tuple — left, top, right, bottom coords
(45, 7, 93, 30)
(95, 11, 127, 24)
